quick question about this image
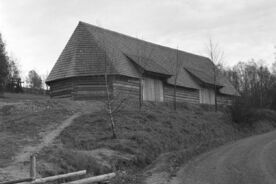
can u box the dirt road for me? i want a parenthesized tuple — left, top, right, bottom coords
(170, 130, 276, 184)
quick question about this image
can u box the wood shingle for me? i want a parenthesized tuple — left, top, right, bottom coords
(46, 21, 239, 96)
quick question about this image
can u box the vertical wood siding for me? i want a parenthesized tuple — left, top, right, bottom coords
(200, 88, 215, 105)
(142, 77, 164, 102)
(154, 79, 164, 102)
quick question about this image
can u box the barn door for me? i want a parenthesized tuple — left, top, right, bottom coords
(200, 88, 215, 104)
(142, 77, 164, 102)
(154, 79, 163, 102)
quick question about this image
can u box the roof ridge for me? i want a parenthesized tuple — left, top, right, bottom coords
(78, 21, 210, 61)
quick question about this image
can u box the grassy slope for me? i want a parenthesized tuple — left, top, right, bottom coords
(37, 102, 276, 184)
(0, 93, 85, 167)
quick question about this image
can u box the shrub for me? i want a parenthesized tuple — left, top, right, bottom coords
(38, 147, 108, 177)
(230, 97, 255, 124)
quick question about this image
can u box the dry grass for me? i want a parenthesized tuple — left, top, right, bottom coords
(38, 102, 276, 183)
(60, 102, 237, 158)
(2, 94, 275, 184)
(0, 93, 84, 167)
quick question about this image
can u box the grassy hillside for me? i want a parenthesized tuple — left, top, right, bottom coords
(36, 102, 276, 184)
(0, 93, 89, 168)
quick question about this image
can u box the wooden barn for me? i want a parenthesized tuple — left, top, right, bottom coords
(46, 21, 239, 105)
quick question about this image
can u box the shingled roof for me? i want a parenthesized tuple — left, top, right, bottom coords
(46, 21, 239, 96)
(125, 54, 172, 76)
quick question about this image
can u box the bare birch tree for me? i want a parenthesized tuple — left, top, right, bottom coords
(137, 46, 143, 110)
(101, 30, 117, 139)
(173, 46, 181, 111)
(101, 31, 136, 138)
(104, 55, 116, 138)
(206, 39, 224, 112)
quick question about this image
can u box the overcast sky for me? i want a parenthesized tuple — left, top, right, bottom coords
(0, 0, 276, 77)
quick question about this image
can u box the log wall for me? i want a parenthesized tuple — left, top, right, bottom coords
(49, 75, 234, 105)
(72, 76, 111, 100)
(217, 94, 233, 105)
(49, 75, 139, 101)
(49, 76, 110, 100)
(49, 78, 73, 98)
(163, 84, 200, 104)
(112, 76, 140, 101)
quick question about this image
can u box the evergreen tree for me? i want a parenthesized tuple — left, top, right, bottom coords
(0, 33, 9, 96)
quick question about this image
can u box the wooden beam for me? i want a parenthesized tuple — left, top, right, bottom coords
(30, 154, 37, 179)
(61, 173, 116, 184)
(32, 170, 87, 184)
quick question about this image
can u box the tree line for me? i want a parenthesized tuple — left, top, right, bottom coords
(217, 60, 276, 124)
(0, 33, 44, 96)
(206, 39, 276, 119)
(221, 60, 276, 109)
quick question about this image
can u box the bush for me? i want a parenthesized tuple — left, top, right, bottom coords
(38, 147, 110, 177)
(230, 97, 255, 124)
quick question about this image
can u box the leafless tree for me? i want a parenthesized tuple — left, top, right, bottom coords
(137, 39, 155, 110)
(101, 30, 137, 138)
(173, 46, 181, 111)
(99, 29, 116, 139)
(223, 60, 276, 108)
(272, 45, 276, 75)
(104, 56, 116, 138)
(137, 45, 143, 110)
(118, 37, 153, 110)
(206, 39, 224, 112)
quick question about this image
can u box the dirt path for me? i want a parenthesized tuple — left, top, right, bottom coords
(0, 113, 82, 181)
(170, 130, 276, 184)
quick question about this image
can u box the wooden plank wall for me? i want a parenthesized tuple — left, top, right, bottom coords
(50, 76, 227, 106)
(49, 78, 73, 98)
(72, 76, 111, 100)
(164, 84, 200, 104)
(49, 76, 137, 101)
(217, 94, 233, 105)
(112, 76, 140, 101)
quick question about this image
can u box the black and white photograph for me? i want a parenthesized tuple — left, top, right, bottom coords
(0, 0, 276, 183)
